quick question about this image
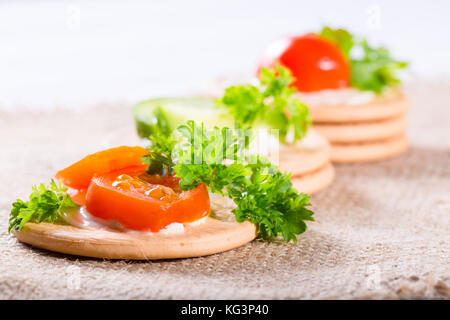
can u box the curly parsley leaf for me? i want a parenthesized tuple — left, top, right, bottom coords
(142, 151, 175, 177)
(134, 105, 172, 139)
(350, 40, 409, 93)
(216, 64, 311, 143)
(319, 26, 354, 58)
(8, 180, 78, 233)
(319, 26, 408, 93)
(231, 165, 313, 242)
(140, 106, 176, 176)
(219, 85, 264, 128)
(145, 120, 314, 242)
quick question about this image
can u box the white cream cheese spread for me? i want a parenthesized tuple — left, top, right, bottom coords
(297, 88, 376, 106)
(61, 206, 208, 235)
(61, 193, 236, 235)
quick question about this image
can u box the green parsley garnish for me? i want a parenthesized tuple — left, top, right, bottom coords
(142, 120, 314, 242)
(8, 180, 78, 233)
(319, 27, 354, 59)
(143, 106, 177, 176)
(319, 26, 409, 93)
(216, 64, 312, 144)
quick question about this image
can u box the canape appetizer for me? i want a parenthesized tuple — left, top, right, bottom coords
(258, 27, 409, 163)
(134, 65, 334, 194)
(9, 121, 314, 260)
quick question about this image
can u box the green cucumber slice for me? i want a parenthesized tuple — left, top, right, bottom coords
(132, 97, 234, 138)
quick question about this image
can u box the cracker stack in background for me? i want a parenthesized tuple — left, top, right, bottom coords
(277, 130, 334, 194)
(306, 88, 409, 163)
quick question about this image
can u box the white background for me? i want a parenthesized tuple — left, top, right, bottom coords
(1, 0, 449, 108)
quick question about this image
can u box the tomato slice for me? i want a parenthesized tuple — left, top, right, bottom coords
(67, 188, 87, 206)
(85, 167, 210, 232)
(56, 146, 149, 190)
(258, 34, 350, 92)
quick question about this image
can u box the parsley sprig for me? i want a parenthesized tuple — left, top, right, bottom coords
(216, 64, 312, 144)
(9, 120, 314, 241)
(8, 180, 78, 233)
(143, 120, 314, 242)
(141, 106, 177, 176)
(319, 26, 408, 93)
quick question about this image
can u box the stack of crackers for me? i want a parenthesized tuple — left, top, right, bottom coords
(278, 130, 334, 194)
(309, 88, 409, 163)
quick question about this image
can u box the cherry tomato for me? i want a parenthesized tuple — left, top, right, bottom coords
(56, 146, 148, 190)
(258, 34, 350, 92)
(85, 167, 210, 232)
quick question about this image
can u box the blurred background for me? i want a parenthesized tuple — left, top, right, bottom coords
(1, 0, 449, 109)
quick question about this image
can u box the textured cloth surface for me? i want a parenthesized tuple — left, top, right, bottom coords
(0, 81, 449, 300)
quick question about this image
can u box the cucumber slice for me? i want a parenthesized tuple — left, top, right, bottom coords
(132, 97, 234, 138)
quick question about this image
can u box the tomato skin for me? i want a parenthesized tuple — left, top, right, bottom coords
(56, 146, 148, 190)
(85, 167, 210, 232)
(259, 34, 350, 92)
(67, 188, 87, 206)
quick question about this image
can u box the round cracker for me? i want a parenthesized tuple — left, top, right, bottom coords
(309, 90, 409, 123)
(279, 130, 331, 176)
(313, 115, 407, 143)
(330, 134, 409, 163)
(13, 217, 257, 260)
(291, 163, 334, 194)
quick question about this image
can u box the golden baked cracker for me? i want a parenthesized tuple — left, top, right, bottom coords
(309, 91, 409, 123)
(313, 115, 406, 143)
(291, 163, 334, 195)
(330, 134, 409, 163)
(14, 217, 257, 260)
(279, 130, 331, 176)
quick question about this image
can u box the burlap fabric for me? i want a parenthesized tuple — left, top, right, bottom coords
(0, 80, 448, 299)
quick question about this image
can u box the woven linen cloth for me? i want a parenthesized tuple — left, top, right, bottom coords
(0, 80, 448, 300)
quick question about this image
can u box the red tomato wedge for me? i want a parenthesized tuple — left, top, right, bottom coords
(55, 146, 149, 190)
(258, 34, 350, 92)
(67, 188, 87, 206)
(85, 167, 210, 232)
